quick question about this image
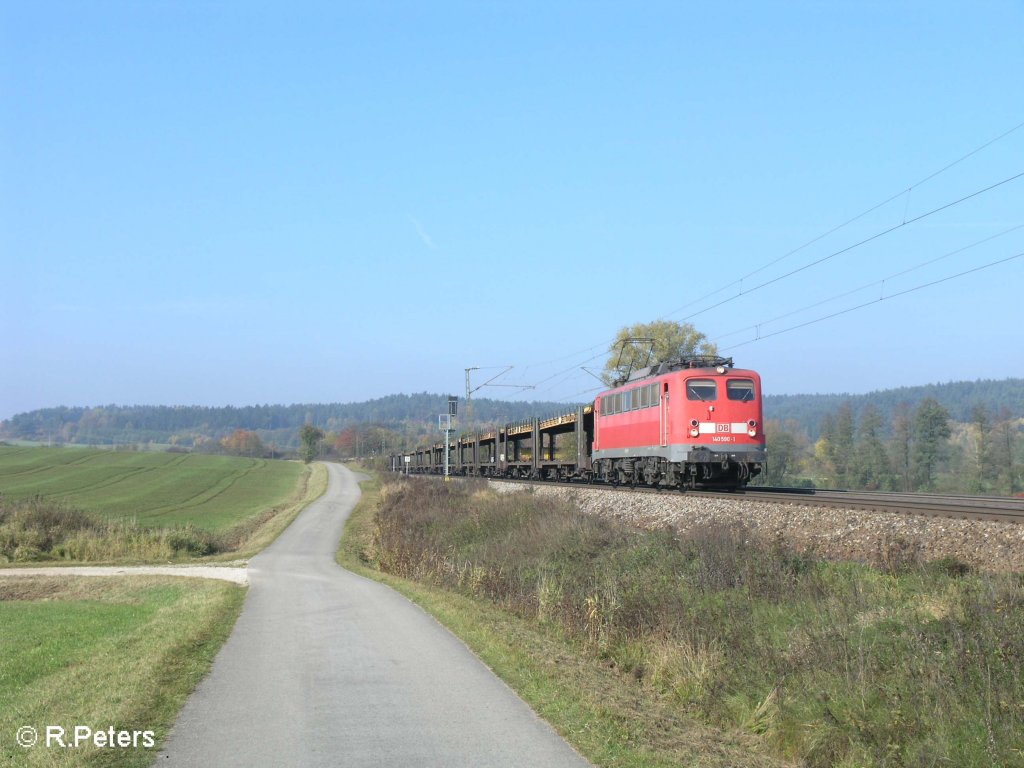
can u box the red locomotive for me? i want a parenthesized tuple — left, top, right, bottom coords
(394, 356, 765, 490)
(592, 356, 764, 488)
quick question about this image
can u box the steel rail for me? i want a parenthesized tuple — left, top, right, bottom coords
(449, 475, 1024, 525)
(735, 487, 1024, 524)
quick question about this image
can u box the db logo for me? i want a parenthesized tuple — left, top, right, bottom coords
(716, 424, 731, 433)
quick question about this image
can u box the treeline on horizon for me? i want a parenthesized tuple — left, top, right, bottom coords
(4, 378, 1022, 448)
(764, 397, 1022, 495)
(765, 377, 1024, 439)
(0, 394, 576, 450)
(3, 379, 1022, 495)
(762, 379, 1024, 495)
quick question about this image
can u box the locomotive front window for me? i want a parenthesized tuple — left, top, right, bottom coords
(686, 379, 717, 401)
(727, 379, 756, 402)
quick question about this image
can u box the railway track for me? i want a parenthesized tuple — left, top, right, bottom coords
(733, 487, 1024, 525)
(464, 476, 1024, 525)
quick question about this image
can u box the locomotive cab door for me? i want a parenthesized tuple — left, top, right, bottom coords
(660, 382, 669, 447)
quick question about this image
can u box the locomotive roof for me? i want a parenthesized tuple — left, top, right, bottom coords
(615, 355, 738, 384)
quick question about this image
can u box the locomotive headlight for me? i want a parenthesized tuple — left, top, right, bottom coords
(716, 365, 726, 374)
(747, 419, 758, 438)
(690, 419, 699, 427)
(690, 427, 700, 438)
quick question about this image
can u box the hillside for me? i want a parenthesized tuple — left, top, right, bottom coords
(3, 378, 1022, 449)
(0, 394, 577, 449)
(764, 378, 1024, 439)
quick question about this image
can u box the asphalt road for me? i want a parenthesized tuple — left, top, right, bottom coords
(156, 463, 590, 767)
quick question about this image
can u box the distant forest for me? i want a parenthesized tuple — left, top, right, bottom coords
(3, 378, 1022, 494)
(763, 378, 1024, 440)
(3, 378, 1022, 450)
(0, 394, 576, 450)
(4, 379, 1024, 449)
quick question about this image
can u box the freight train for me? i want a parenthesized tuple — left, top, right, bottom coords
(390, 356, 765, 489)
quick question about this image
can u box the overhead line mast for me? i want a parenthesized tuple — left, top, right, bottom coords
(464, 366, 534, 430)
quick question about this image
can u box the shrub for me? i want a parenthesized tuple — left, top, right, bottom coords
(0, 495, 227, 562)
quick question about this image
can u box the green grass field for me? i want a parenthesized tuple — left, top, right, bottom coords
(0, 450, 322, 764)
(0, 576, 245, 767)
(0, 446, 303, 531)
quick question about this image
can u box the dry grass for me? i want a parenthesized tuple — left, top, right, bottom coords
(339, 473, 785, 768)
(365, 476, 1024, 767)
(0, 462, 326, 565)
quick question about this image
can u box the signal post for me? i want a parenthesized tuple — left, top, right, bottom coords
(440, 396, 457, 480)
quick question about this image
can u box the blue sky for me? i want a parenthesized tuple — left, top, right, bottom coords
(2, 1, 1022, 420)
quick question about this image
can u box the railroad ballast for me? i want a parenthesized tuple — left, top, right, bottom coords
(391, 355, 765, 489)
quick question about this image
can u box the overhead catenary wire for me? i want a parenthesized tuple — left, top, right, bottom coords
(724, 249, 1024, 348)
(710, 222, 1024, 344)
(677, 168, 1024, 323)
(529, 350, 609, 395)
(542, 247, 1023, 402)
(721, 250, 1024, 350)
(517, 168, 1024, 398)
(498, 121, 1024, 401)
(659, 118, 1024, 320)
(538, 247, 1023, 401)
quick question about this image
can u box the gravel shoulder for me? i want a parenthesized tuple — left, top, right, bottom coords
(492, 482, 1024, 572)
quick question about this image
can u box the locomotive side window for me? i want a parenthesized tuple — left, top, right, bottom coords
(727, 379, 756, 401)
(686, 379, 717, 401)
(603, 383, 666, 414)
